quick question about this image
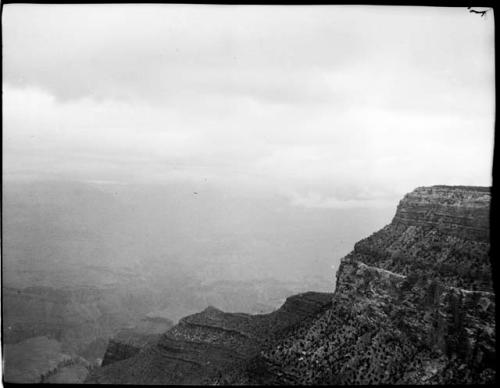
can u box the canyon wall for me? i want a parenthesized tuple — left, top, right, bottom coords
(87, 185, 495, 384)
(259, 185, 495, 384)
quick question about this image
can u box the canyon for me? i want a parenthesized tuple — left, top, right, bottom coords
(3, 180, 392, 383)
(87, 185, 495, 384)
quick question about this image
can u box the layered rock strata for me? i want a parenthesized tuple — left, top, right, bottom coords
(257, 185, 495, 384)
(85, 292, 332, 384)
(349, 186, 492, 291)
(88, 185, 494, 385)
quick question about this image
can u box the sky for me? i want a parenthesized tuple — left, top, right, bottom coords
(2, 5, 495, 208)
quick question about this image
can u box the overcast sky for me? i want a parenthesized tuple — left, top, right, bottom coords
(2, 5, 495, 207)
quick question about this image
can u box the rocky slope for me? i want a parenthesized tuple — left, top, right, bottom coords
(87, 185, 494, 384)
(85, 292, 333, 384)
(254, 185, 495, 385)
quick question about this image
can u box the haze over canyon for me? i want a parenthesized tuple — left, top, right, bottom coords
(1, 4, 494, 384)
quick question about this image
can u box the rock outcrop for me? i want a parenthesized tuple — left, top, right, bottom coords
(101, 316, 174, 366)
(87, 185, 494, 385)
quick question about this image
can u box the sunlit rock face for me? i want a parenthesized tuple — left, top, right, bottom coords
(87, 185, 494, 385)
(260, 185, 495, 385)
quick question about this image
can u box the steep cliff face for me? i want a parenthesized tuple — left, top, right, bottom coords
(393, 186, 490, 242)
(257, 185, 495, 385)
(347, 186, 492, 291)
(87, 185, 494, 385)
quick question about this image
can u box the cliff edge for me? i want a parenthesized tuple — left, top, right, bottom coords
(87, 185, 494, 385)
(350, 185, 492, 291)
(258, 185, 494, 384)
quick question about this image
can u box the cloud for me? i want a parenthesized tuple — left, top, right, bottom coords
(3, 5, 362, 104)
(2, 5, 495, 206)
